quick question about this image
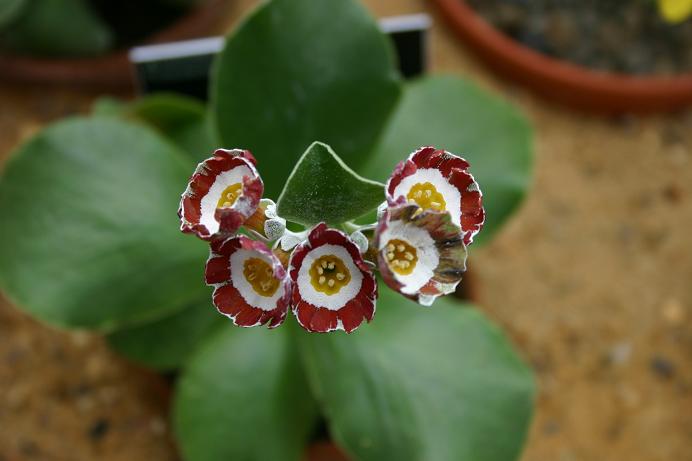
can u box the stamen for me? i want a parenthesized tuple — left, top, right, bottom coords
(387, 244, 395, 252)
(217, 182, 243, 209)
(406, 182, 447, 212)
(310, 255, 351, 295)
(385, 239, 418, 276)
(242, 257, 280, 297)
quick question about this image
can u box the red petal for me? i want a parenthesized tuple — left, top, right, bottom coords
(386, 158, 417, 200)
(265, 307, 287, 329)
(409, 146, 437, 168)
(310, 308, 338, 333)
(215, 208, 246, 235)
(213, 285, 246, 317)
(461, 190, 482, 215)
(412, 147, 470, 177)
(235, 305, 264, 327)
(295, 301, 318, 331)
(448, 168, 475, 192)
(205, 256, 230, 285)
(307, 223, 329, 246)
(338, 301, 365, 333)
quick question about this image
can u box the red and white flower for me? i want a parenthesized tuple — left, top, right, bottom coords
(205, 236, 290, 328)
(376, 203, 467, 306)
(386, 146, 484, 245)
(289, 224, 376, 333)
(179, 149, 263, 241)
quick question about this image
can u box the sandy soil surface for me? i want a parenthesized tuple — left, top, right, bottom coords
(1, 1, 691, 460)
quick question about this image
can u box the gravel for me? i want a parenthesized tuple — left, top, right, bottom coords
(466, 0, 692, 75)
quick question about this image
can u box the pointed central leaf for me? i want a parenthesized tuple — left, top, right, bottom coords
(277, 142, 384, 226)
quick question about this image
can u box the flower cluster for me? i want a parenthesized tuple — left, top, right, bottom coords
(179, 146, 483, 333)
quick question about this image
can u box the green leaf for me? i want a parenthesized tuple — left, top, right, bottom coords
(0, 0, 27, 28)
(277, 142, 384, 227)
(91, 96, 127, 117)
(92, 94, 215, 162)
(212, 0, 402, 198)
(0, 118, 207, 330)
(107, 299, 225, 370)
(124, 94, 215, 162)
(0, 0, 113, 57)
(174, 325, 318, 461)
(362, 76, 534, 245)
(300, 288, 535, 461)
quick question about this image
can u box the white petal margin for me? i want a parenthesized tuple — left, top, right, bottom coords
(378, 219, 439, 295)
(296, 244, 363, 311)
(392, 168, 462, 227)
(199, 164, 254, 234)
(229, 249, 287, 311)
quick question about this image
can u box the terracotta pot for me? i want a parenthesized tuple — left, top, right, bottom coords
(432, 0, 692, 113)
(0, 0, 228, 89)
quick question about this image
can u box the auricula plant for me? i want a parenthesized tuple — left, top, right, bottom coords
(0, 0, 536, 459)
(178, 143, 484, 334)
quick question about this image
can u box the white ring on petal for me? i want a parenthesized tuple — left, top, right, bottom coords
(230, 249, 286, 311)
(378, 219, 439, 295)
(392, 168, 462, 227)
(199, 165, 253, 234)
(297, 244, 363, 311)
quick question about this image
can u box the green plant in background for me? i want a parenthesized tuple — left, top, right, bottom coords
(0, 0, 201, 57)
(0, 0, 535, 460)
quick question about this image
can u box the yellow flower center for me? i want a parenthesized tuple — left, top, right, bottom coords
(309, 255, 351, 295)
(384, 239, 418, 275)
(243, 258, 280, 297)
(217, 183, 243, 208)
(406, 182, 446, 212)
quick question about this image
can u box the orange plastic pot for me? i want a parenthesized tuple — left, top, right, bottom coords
(432, 0, 692, 113)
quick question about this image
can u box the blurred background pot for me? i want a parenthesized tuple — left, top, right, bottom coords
(0, 0, 227, 88)
(432, 0, 692, 113)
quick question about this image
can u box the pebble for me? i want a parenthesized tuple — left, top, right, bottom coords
(608, 342, 632, 366)
(542, 420, 561, 435)
(87, 418, 110, 442)
(649, 356, 676, 380)
(149, 417, 167, 436)
(662, 184, 683, 204)
(661, 298, 685, 325)
(18, 439, 40, 457)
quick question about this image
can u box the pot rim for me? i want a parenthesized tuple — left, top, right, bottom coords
(432, 0, 692, 113)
